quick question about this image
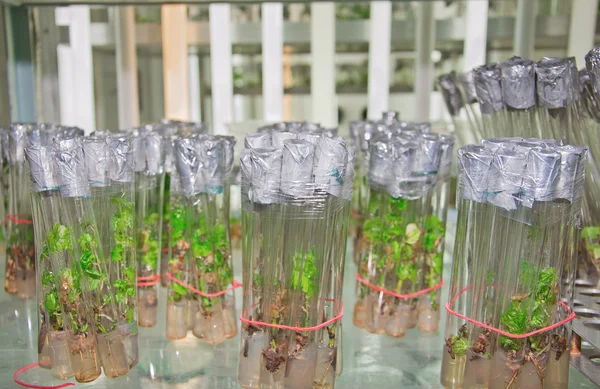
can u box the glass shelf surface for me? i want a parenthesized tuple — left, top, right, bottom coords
(0, 209, 595, 388)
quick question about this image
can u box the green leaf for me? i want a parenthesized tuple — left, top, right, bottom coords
(519, 261, 537, 286)
(404, 223, 421, 246)
(397, 262, 417, 282)
(45, 292, 59, 313)
(291, 250, 316, 299)
(41, 270, 55, 287)
(111, 244, 124, 262)
(47, 223, 73, 253)
(451, 336, 469, 356)
(172, 282, 189, 297)
(582, 226, 600, 241)
(433, 253, 443, 275)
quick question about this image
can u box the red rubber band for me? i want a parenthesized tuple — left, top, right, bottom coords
(239, 299, 344, 332)
(14, 363, 75, 389)
(6, 214, 33, 225)
(136, 275, 160, 287)
(445, 284, 577, 339)
(355, 272, 444, 299)
(166, 272, 242, 298)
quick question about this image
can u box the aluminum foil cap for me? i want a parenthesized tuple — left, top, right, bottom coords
(585, 46, 600, 93)
(437, 72, 464, 116)
(25, 145, 59, 192)
(381, 111, 400, 124)
(536, 57, 574, 109)
(272, 130, 297, 149)
(357, 122, 374, 152)
(439, 134, 456, 179)
(474, 64, 504, 114)
(174, 137, 200, 197)
(108, 134, 134, 183)
(0, 129, 7, 162)
(368, 140, 393, 187)
(500, 56, 536, 109)
(315, 136, 348, 197)
(199, 137, 226, 194)
(54, 138, 90, 197)
(579, 68, 592, 94)
(297, 131, 322, 146)
(458, 145, 493, 203)
(8, 123, 28, 164)
(459, 71, 478, 104)
(61, 126, 85, 139)
(281, 139, 316, 197)
(343, 146, 356, 201)
(521, 148, 560, 207)
(83, 136, 110, 187)
(215, 135, 236, 174)
(145, 132, 163, 175)
(487, 148, 527, 210)
(387, 141, 418, 198)
(349, 121, 361, 144)
(249, 148, 282, 204)
(555, 145, 587, 202)
(245, 131, 273, 149)
(239, 148, 253, 189)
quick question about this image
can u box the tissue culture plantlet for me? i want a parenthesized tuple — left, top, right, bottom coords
(109, 197, 136, 323)
(78, 220, 118, 334)
(263, 249, 317, 374)
(139, 212, 160, 273)
(497, 262, 559, 387)
(168, 202, 189, 303)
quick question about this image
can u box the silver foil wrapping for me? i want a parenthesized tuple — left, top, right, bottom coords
(535, 57, 574, 109)
(487, 148, 528, 211)
(555, 145, 587, 202)
(280, 139, 316, 197)
(83, 136, 110, 187)
(522, 148, 560, 207)
(249, 148, 282, 204)
(25, 145, 59, 192)
(458, 145, 493, 203)
(199, 136, 226, 194)
(437, 72, 464, 116)
(272, 130, 297, 150)
(500, 56, 536, 110)
(215, 135, 237, 175)
(245, 131, 273, 149)
(387, 141, 418, 199)
(174, 137, 201, 198)
(54, 138, 91, 198)
(8, 123, 28, 165)
(108, 134, 134, 183)
(474, 64, 504, 114)
(315, 136, 348, 197)
(368, 140, 393, 188)
(458, 71, 478, 104)
(343, 146, 356, 201)
(585, 46, 600, 93)
(145, 132, 163, 176)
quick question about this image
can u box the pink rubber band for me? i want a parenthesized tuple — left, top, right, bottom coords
(14, 363, 75, 389)
(239, 299, 344, 332)
(136, 275, 160, 287)
(355, 272, 444, 299)
(7, 214, 33, 225)
(445, 284, 577, 339)
(166, 272, 242, 298)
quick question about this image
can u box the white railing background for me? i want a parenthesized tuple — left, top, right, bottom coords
(48, 0, 597, 135)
